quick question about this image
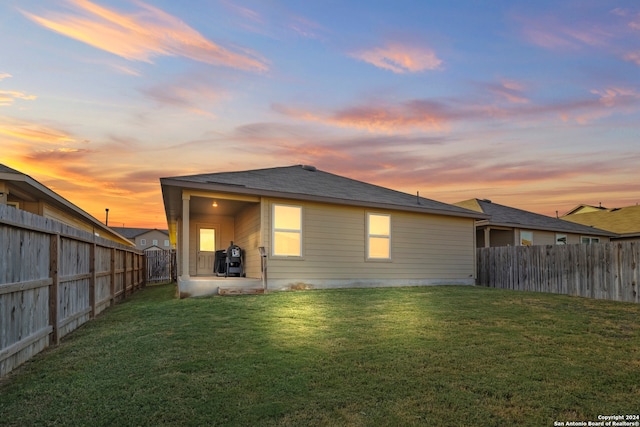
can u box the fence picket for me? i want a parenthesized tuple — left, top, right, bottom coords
(0, 204, 144, 377)
(477, 241, 639, 303)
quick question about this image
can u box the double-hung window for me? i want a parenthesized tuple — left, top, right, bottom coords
(581, 236, 600, 244)
(273, 204, 302, 256)
(367, 213, 391, 260)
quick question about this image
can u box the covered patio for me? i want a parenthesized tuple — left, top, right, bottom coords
(161, 185, 266, 297)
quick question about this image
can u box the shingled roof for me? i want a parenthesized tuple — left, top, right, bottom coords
(454, 198, 617, 237)
(0, 163, 134, 246)
(161, 165, 486, 219)
(562, 204, 640, 237)
(111, 227, 169, 239)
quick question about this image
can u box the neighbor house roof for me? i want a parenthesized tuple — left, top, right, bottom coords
(561, 204, 640, 238)
(111, 227, 169, 239)
(161, 165, 488, 220)
(454, 198, 617, 237)
(563, 204, 609, 216)
(0, 163, 134, 246)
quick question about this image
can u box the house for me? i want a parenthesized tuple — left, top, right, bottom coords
(111, 227, 171, 251)
(561, 204, 640, 241)
(563, 203, 609, 216)
(453, 198, 616, 247)
(0, 164, 134, 246)
(160, 165, 488, 297)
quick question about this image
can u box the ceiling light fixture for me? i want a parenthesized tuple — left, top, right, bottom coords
(212, 201, 218, 207)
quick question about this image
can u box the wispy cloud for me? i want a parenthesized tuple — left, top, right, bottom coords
(139, 78, 222, 117)
(521, 15, 611, 50)
(0, 90, 37, 106)
(21, 0, 268, 72)
(0, 74, 37, 107)
(624, 52, 640, 65)
(0, 117, 75, 143)
(220, 0, 326, 41)
(484, 79, 530, 104)
(288, 15, 326, 40)
(275, 79, 640, 132)
(351, 42, 442, 73)
(519, 8, 640, 67)
(273, 100, 452, 132)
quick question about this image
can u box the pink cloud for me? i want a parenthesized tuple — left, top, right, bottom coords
(139, 77, 222, 117)
(273, 100, 452, 132)
(274, 82, 638, 132)
(519, 13, 612, 50)
(485, 79, 530, 104)
(21, 0, 268, 72)
(351, 43, 442, 74)
(624, 51, 640, 65)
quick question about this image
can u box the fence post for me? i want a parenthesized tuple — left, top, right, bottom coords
(130, 251, 134, 290)
(110, 248, 116, 306)
(90, 243, 96, 318)
(49, 234, 60, 346)
(142, 253, 147, 288)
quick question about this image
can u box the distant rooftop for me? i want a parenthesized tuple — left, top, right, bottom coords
(454, 198, 617, 237)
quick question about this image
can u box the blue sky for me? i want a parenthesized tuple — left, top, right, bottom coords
(1, 0, 639, 227)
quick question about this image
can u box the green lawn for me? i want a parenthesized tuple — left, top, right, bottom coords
(1, 283, 639, 426)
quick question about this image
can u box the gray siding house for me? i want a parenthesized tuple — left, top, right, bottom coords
(454, 198, 616, 247)
(111, 227, 171, 251)
(161, 165, 487, 297)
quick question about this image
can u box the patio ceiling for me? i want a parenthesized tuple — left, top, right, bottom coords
(189, 196, 255, 216)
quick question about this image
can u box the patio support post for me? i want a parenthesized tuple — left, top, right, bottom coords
(181, 193, 190, 279)
(484, 227, 491, 248)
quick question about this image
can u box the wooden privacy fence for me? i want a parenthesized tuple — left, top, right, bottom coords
(477, 242, 640, 303)
(0, 204, 144, 377)
(145, 249, 176, 283)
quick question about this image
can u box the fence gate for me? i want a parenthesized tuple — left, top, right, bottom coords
(145, 250, 176, 283)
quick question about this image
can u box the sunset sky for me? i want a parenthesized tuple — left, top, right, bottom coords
(2, 0, 639, 228)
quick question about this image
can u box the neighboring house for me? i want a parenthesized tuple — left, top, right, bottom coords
(111, 227, 171, 251)
(453, 198, 616, 248)
(0, 163, 134, 247)
(160, 165, 487, 297)
(561, 204, 640, 241)
(563, 203, 609, 216)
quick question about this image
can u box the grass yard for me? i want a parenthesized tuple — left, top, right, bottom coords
(1, 283, 639, 426)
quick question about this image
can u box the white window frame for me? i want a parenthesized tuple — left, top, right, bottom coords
(152, 239, 158, 246)
(555, 234, 567, 245)
(164, 240, 170, 247)
(272, 203, 303, 257)
(140, 238, 146, 246)
(367, 212, 391, 260)
(581, 236, 600, 244)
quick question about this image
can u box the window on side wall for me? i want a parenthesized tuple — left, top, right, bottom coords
(520, 231, 533, 246)
(272, 204, 302, 256)
(164, 240, 170, 247)
(367, 213, 391, 260)
(581, 236, 600, 244)
(556, 234, 567, 245)
(140, 239, 146, 246)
